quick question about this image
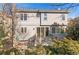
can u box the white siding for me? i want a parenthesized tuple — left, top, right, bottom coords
(16, 12, 68, 26)
(15, 12, 68, 40)
(16, 13, 40, 26)
(41, 13, 68, 25)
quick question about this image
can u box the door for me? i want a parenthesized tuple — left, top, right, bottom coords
(37, 27, 44, 38)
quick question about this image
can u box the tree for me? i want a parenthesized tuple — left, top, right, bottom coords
(49, 3, 79, 10)
(52, 39, 79, 55)
(2, 3, 16, 48)
(0, 15, 6, 52)
(67, 17, 79, 40)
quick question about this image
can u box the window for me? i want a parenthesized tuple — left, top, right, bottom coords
(44, 17, 47, 20)
(20, 14, 27, 20)
(21, 14, 23, 20)
(44, 13, 47, 16)
(46, 27, 49, 36)
(24, 27, 26, 33)
(61, 14, 65, 20)
(36, 13, 40, 17)
(24, 14, 27, 20)
(41, 27, 44, 37)
(37, 27, 40, 37)
(44, 13, 47, 20)
(21, 27, 27, 33)
(21, 27, 23, 33)
(55, 27, 60, 33)
(52, 27, 55, 33)
(37, 27, 49, 37)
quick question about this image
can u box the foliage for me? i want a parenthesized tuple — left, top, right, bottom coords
(51, 39, 79, 55)
(25, 39, 79, 55)
(67, 17, 79, 40)
(0, 39, 79, 55)
(0, 25, 6, 49)
(32, 45, 47, 55)
(66, 27, 79, 40)
(30, 39, 79, 55)
(0, 26, 5, 39)
(3, 48, 20, 55)
(25, 45, 47, 55)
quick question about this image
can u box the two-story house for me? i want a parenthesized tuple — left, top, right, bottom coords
(2, 3, 69, 49)
(13, 8, 69, 48)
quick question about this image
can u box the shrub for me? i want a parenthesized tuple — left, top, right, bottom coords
(51, 39, 79, 55)
(24, 39, 79, 55)
(0, 39, 79, 55)
(4, 48, 20, 55)
(29, 45, 47, 55)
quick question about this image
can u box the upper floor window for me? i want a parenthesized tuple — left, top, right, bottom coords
(21, 14, 23, 20)
(20, 14, 27, 21)
(36, 13, 40, 17)
(44, 13, 47, 16)
(61, 14, 65, 20)
(24, 14, 27, 20)
(44, 13, 47, 20)
(44, 17, 47, 20)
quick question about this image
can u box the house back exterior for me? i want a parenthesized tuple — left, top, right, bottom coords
(13, 9, 69, 48)
(1, 3, 69, 49)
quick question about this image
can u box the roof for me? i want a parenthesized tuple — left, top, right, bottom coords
(16, 8, 69, 13)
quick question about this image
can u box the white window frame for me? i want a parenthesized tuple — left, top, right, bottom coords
(20, 13, 27, 21)
(44, 13, 47, 20)
(21, 27, 27, 34)
(61, 14, 65, 20)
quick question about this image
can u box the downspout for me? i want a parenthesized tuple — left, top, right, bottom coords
(38, 10, 41, 26)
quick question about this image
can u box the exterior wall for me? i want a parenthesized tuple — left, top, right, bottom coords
(16, 13, 40, 26)
(41, 13, 68, 25)
(16, 12, 68, 26)
(15, 12, 68, 41)
(15, 12, 40, 40)
(15, 26, 37, 40)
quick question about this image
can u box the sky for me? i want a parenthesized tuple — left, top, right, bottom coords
(0, 3, 79, 18)
(16, 3, 79, 18)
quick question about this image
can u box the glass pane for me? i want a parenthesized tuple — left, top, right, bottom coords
(62, 14, 65, 20)
(36, 13, 40, 17)
(44, 17, 47, 20)
(52, 27, 55, 33)
(25, 27, 27, 33)
(41, 27, 44, 37)
(44, 13, 47, 16)
(20, 14, 23, 20)
(21, 27, 23, 33)
(44, 13, 47, 20)
(46, 27, 49, 36)
(60, 27, 64, 33)
(24, 14, 27, 20)
(37, 27, 40, 37)
(56, 26, 60, 33)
